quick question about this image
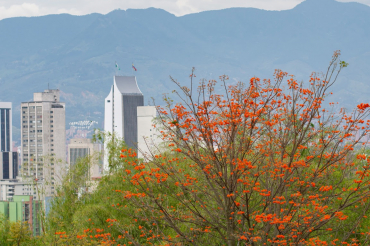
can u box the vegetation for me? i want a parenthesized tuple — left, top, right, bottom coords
(3, 51, 370, 245)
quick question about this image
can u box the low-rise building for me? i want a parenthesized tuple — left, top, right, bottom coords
(0, 195, 42, 236)
(0, 179, 42, 201)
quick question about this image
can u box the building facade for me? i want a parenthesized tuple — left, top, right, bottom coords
(0, 179, 42, 201)
(137, 106, 161, 159)
(0, 102, 19, 180)
(0, 195, 42, 236)
(20, 89, 66, 196)
(68, 138, 101, 179)
(104, 76, 144, 170)
(0, 152, 18, 179)
(0, 102, 12, 152)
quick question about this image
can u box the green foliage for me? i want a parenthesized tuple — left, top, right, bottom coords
(32, 128, 370, 245)
(0, 215, 37, 246)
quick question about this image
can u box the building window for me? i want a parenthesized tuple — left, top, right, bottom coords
(50, 120, 53, 123)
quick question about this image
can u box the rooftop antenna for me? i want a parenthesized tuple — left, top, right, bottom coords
(48, 83, 49, 90)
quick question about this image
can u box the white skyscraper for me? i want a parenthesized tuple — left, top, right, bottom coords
(104, 76, 144, 171)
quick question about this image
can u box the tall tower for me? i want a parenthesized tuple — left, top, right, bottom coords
(20, 89, 65, 196)
(104, 76, 144, 170)
(0, 102, 12, 152)
(0, 102, 18, 179)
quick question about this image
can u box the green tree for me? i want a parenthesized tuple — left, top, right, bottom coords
(8, 221, 32, 246)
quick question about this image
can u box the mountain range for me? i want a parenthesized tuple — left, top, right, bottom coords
(0, 0, 369, 144)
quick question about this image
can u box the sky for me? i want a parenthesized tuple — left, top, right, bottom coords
(0, 0, 369, 20)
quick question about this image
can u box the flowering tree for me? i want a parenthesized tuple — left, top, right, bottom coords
(65, 51, 370, 245)
(115, 51, 370, 245)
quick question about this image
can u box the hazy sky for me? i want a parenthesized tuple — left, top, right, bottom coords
(0, 0, 369, 20)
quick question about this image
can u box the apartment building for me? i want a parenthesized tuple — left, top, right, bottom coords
(21, 89, 66, 196)
(0, 179, 42, 201)
(0, 195, 42, 236)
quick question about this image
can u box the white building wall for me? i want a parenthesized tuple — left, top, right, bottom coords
(137, 106, 161, 160)
(104, 86, 113, 173)
(104, 86, 113, 134)
(113, 78, 124, 138)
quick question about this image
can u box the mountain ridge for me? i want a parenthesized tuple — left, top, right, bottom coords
(0, 0, 369, 143)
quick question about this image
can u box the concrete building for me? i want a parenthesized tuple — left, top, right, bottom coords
(0, 102, 19, 180)
(68, 138, 101, 179)
(21, 89, 66, 196)
(0, 195, 42, 236)
(0, 179, 42, 201)
(137, 106, 161, 159)
(104, 76, 144, 170)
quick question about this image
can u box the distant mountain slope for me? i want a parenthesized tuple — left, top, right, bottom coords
(0, 0, 369, 144)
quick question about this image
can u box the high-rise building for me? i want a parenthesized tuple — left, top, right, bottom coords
(104, 76, 144, 170)
(137, 106, 161, 159)
(0, 102, 18, 180)
(0, 102, 12, 152)
(0, 153, 18, 179)
(21, 89, 66, 196)
(68, 138, 101, 179)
